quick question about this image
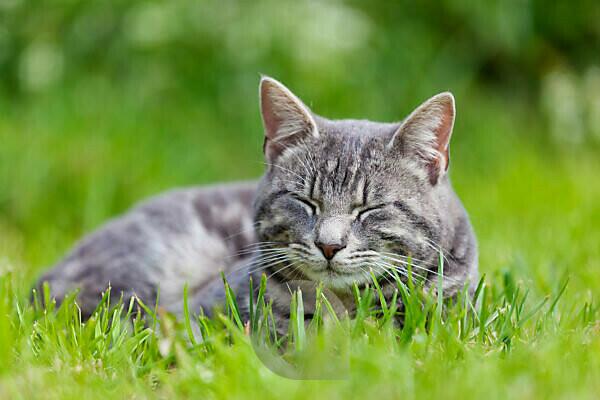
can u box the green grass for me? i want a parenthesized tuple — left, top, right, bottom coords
(1, 86, 600, 399)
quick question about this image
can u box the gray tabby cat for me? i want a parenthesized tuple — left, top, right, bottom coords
(37, 77, 478, 323)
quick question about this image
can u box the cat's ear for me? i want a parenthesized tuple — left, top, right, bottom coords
(259, 76, 319, 162)
(388, 92, 455, 185)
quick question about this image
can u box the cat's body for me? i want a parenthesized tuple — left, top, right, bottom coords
(38, 183, 260, 317)
(38, 77, 478, 323)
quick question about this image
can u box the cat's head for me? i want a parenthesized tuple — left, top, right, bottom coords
(253, 77, 456, 289)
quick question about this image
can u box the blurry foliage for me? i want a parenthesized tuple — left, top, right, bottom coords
(0, 0, 599, 281)
(0, 0, 599, 140)
(1, 9, 599, 397)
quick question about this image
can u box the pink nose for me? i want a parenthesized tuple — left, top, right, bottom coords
(315, 242, 345, 260)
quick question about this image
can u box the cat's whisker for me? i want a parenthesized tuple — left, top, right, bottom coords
(266, 259, 302, 280)
(375, 259, 422, 281)
(229, 246, 284, 256)
(298, 148, 317, 179)
(227, 252, 291, 274)
(276, 178, 306, 188)
(378, 256, 462, 284)
(373, 262, 409, 281)
(244, 246, 289, 254)
(263, 162, 308, 185)
(228, 241, 290, 256)
(227, 247, 288, 259)
(252, 250, 290, 260)
(354, 262, 381, 283)
(239, 240, 288, 249)
(247, 263, 288, 275)
(246, 256, 292, 275)
(368, 263, 396, 286)
(378, 256, 430, 275)
(221, 220, 262, 241)
(422, 237, 456, 265)
(374, 261, 436, 287)
(241, 254, 289, 271)
(355, 265, 375, 286)
(422, 241, 455, 274)
(277, 141, 314, 178)
(297, 137, 318, 173)
(378, 250, 432, 266)
(378, 254, 433, 271)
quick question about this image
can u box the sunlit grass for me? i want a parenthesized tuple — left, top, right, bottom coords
(1, 265, 593, 399)
(1, 86, 600, 398)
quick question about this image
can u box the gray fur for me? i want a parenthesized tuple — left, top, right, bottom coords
(38, 183, 257, 317)
(37, 77, 477, 322)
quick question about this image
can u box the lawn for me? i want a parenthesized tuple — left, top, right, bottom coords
(2, 1, 600, 397)
(0, 80, 599, 399)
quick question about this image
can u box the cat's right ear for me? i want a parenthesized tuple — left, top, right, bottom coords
(259, 76, 319, 163)
(387, 92, 456, 185)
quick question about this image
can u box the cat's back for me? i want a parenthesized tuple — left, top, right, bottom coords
(38, 181, 258, 314)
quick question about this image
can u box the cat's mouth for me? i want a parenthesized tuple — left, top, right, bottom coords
(301, 260, 368, 289)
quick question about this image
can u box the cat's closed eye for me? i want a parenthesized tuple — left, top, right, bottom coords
(292, 195, 319, 215)
(355, 204, 387, 221)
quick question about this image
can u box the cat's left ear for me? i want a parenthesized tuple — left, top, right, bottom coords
(259, 76, 319, 163)
(388, 92, 455, 185)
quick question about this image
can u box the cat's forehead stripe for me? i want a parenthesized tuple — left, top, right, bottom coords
(317, 143, 364, 201)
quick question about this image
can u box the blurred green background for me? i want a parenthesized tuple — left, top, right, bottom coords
(0, 0, 599, 296)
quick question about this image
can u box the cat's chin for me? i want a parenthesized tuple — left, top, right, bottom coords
(290, 260, 367, 290)
(305, 269, 366, 291)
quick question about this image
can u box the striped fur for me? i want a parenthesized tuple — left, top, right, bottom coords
(37, 77, 478, 324)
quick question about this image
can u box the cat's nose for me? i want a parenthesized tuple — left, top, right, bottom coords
(314, 241, 346, 260)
